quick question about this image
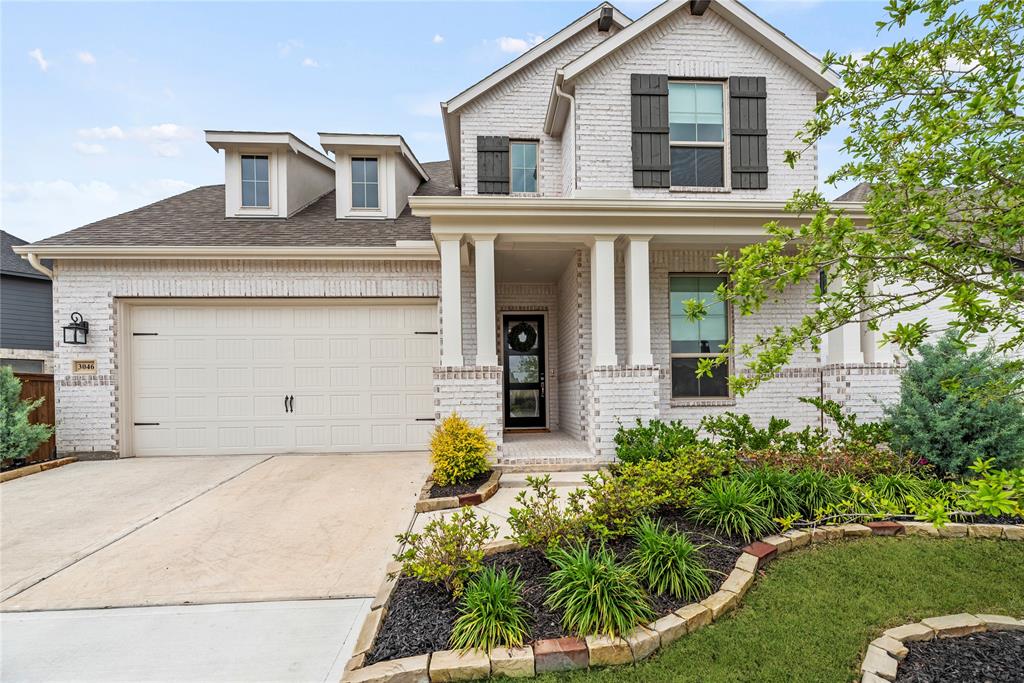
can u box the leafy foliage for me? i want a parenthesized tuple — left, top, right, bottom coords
(688, 477, 775, 541)
(506, 475, 585, 551)
(732, 467, 801, 519)
(700, 413, 818, 454)
(545, 542, 654, 638)
(614, 418, 700, 464)
(629, 517, 713, 601)
(393, 507, 497, 597)
(565, 469, 662, 541)
(429, 413, 494, 486)
(886, 335, 1024, 475)
(0, 367, 53, 463)
(449, 567, 531, 651)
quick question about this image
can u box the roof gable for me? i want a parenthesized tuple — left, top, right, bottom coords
(2, 230, 51, 279)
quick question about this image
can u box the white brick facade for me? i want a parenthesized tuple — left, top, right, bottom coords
(433, 366, 503, 450)
(0, 348, 54, 373)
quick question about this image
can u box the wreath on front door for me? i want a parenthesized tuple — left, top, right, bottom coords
(507, 322, 538, 353)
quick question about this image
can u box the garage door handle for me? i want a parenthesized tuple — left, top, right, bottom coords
(415, 417, 434, 422)
(288, 395, 294, 413)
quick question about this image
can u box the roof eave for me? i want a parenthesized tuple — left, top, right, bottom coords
(318, 133, 429, 182)
(204, 131, 336, 171)
(10, 244, 440, 261)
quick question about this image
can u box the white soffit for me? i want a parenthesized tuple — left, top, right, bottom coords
(318, 133, 429, 182)
(204, 131, 335, 170)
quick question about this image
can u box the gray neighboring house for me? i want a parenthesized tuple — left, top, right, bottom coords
(1, 230, 53, 373)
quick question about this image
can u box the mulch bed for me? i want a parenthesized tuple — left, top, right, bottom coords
(427, 470, 493, 499)
(896, 630, 1024, 682)
(365, 508, 745, 665)
(1, 458, 29, 473)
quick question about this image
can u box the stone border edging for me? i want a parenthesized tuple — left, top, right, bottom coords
(0, 457, 77, 483)
(860, 612, 1024, 682)
(343, 520, 1024, 682)
(415, 470, 502, 513)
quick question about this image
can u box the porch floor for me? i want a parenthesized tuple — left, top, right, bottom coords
(497, 430, 601, 470)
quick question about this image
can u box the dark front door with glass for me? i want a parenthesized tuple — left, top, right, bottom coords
(503, 315, 546, 429)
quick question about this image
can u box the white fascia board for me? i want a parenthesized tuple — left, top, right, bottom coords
(318, 133, 429, 181)
(444, 3, 631, 114)
(442, 103, 462, 188)
(204, 131, 335, 170)
(11, 244, 440, 261)
(559, 0, 840, 95)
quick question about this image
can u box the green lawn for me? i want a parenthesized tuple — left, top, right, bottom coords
(536, 537, 1024, 683)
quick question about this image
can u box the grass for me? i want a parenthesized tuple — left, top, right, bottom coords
(534, 537, 1024, 682)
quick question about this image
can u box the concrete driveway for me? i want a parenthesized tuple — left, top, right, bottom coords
(0, 452, 430, 681)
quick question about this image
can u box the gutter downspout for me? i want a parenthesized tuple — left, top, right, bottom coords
(553, 74, 579, 192)
(25, 253, 53, 279)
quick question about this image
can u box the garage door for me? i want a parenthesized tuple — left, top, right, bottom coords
(128, 301, 438, 456)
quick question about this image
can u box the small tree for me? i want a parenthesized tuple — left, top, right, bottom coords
(1, 367, 53, 463)
(886, 334, 1024, 475)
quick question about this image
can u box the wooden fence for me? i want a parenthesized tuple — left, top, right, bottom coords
(15, 372, 56, 463)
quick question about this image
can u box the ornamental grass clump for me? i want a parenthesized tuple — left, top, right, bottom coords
(449, 567, 531, 651)
(545, 542, 653, 638)
(429, 412, 494, 486)
(629, 517, 712, 602)
(688, 477, 774, 542)
(732, 466, 801, 519)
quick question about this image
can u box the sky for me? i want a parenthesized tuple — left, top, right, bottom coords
(2, 0, 911, 242)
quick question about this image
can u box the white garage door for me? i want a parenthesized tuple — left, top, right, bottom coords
(128, 301, 438, 456)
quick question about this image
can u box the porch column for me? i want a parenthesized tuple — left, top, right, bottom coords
(473, 235, 498, 367)
(826, 277, 864, 364)
(439, 234, 463, 366)
(590, 235, 618, 367)
(625, 236, 653, 366)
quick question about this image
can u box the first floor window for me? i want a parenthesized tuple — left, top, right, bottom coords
(352, 157, 379, 209)
(510, 141, 538, 193)
(668, 81, 725, 188)
(241, 154, 270, 207)
(670, 275, 730, 397)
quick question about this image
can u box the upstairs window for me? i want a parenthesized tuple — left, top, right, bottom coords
(351, 157, 379, 209)
(241, 155, 270, 207)
(510, 141, 538, 194)
(670, 275, 729, 398)
(668, 82, 725, 188)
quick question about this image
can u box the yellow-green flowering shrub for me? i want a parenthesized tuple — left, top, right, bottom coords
(430, 413, 494, 486)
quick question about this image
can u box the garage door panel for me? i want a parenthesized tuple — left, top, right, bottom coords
(130, 302, 437, 456)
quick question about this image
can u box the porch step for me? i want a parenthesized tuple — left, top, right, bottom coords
(494, 460, 607, 474)
(497, 471, 600, 485)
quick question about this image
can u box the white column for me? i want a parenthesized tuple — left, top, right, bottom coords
(625, 236, 653, 366)
(825, 274, 864, 364)
(473, 235, 498, 367)
(439, 235, 464, 366)
(590, 236, 618, 368)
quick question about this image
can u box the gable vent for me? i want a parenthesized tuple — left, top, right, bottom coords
(597, 6, 614, 31)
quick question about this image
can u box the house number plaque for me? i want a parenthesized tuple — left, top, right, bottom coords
(72, 359, 97, 375)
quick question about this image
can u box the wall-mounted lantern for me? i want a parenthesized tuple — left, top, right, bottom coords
(62, 312, 89, 345)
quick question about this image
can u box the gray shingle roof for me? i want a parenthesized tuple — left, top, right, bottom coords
(30, 160, 456, 248)
(833, 182, 871, 202)
(2, 231, 51, 278)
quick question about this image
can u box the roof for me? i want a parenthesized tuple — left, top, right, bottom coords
(833, 182, 871, 202)
(204, 130, 335, 170)
(27, 160, 456, 250)
(2, 231, 51, 279)
(318, 133, 428, 181)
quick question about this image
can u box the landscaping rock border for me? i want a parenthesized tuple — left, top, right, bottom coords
(0, 457, 77, 483)
(343, 520, 1024, 682)
(414, 471, 502, 513)
(861, 613, 1024, 682)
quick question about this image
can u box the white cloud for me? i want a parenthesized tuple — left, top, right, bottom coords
(77, 125, 126, 140)
(432, 34, 445, 44)
(77, 51, 96, 65)
(150, 142, 182, 158)
(72, 142, 106, 155)
(301, 57, 319, 68)
(496, 34, 544, 54)
(135, 123, 195, 141)
(28, 48, 49, 72)
(2, 178, 197, 242)
(278, 39, 303, 57)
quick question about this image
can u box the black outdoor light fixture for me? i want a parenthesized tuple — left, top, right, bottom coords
(63, 312, 89, 345)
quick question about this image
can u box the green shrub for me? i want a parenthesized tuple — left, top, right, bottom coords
(732, 467, 801, 519)
(0, 367, 53, 463)
(614, 418, 700, 464)
(507, 475, 585, 551)
(545, 542, 654, 638)
(393, 507, 497, 597)
(700, 413, 809, 453)
(886, 334, 1024, 475)
(567, 470, 660, 541)
(869, 473, 927, 509)
(688, 477, 775, 541)
(792, 469, 848, 519)
(449, 567, 531, 651)
(429, 413, 494, 486)
(629, 517, 712, 601)
(613, 444, 734, 508)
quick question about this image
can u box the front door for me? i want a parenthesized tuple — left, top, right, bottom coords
(503, 315, 546, 429)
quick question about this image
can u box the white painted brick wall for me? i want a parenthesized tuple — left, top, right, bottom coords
(557, 253, 585, 439)
(0, 348, 54, 373)
(51, 259, 440, 456)
(584, 366, 660, 459)
(822, 363, 903, 425)
(573, 6, 818, 200)
(433, 367, 503, 450)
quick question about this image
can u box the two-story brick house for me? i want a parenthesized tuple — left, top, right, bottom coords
(14, 0, 898, 462)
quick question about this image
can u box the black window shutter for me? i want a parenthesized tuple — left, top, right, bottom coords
(477, 136, 510, 194)
(631, 74, 670, 188)
(729, 76, 768, 190)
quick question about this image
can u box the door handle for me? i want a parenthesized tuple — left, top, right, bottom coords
(540, 373, 545, 398)
(285, 395, 289, 413)
(288, 395, 294, 413)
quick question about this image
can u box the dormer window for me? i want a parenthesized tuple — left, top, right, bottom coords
(351, 157, 379, 209)
(241, 154, 270, 207)
(669, 82, 725, 188)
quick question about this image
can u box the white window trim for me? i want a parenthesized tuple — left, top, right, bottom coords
(233, 150, 279, 217)
(350, 156, 381, 211)
(509, 140, 541, 197)
(668, 272, 734, 400)
(240, 154, 272, 209)
(668, 80, 731, 193)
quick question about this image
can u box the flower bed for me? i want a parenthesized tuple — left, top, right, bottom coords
(414, 470, 501, 513)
